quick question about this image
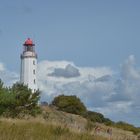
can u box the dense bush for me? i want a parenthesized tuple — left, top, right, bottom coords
(84, 111, 114, 125)
(84, 111, 105, 123)
(52, 95, 87, 115)
(0, 79, 41, 117)
(114, 121, 140, 135)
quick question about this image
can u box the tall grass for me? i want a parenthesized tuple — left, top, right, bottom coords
(0, 119, 107, 140)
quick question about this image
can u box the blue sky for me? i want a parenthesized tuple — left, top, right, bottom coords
(0, 0, 140, 70)
(0, 0, 140, 126)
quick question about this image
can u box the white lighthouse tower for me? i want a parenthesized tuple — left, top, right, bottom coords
(20, 38, 37, 92)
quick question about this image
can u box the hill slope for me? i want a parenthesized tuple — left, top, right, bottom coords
(41, 106, 137, 140)
(0, 106, 138, 140)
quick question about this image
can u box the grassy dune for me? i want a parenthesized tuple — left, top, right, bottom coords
(0, 119, 107, 140)
(0, 106, 137, 140)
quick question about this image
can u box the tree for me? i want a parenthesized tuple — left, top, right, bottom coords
(10, 83, 41, 116)
(52, 95, 87, 115)
(0, 80, 41, 117)
(0, 79, 14, 115)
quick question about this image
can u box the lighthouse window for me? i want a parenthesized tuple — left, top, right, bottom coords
(27, 46, 33, 52)
(34, 79, 36, 84)
(33, 60, 35, 65)
(33, 69, 35, 74)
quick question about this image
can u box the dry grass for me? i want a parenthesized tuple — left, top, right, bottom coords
(0, 106, 137, 140)
(0, 118, 107, 140)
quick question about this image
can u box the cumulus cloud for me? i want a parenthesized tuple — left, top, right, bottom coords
(0, 63, 5, 71)
(37, 60, 114, 109)
(37, 56, 140, 126)
(108, 55, 140, 103)
(48, 64, 80, 78)
(95, 75, 112, 82)
(101, 55, 140, 125)
(121, 55, 140, 80)
(0, 62, 19, 86)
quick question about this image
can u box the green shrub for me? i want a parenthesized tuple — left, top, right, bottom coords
(52, 95, 87, 116)
(84, 111, 113, 125)
(0, 79, 41, 117)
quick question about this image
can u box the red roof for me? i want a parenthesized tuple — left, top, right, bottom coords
(24, 38, 35, 46)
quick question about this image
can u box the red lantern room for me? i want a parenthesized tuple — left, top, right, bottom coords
(24, 38, 35, 46)
(23, 38, 35, 52)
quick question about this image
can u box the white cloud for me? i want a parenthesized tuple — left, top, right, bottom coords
(37, 60, 116, 105)
(37, 56, 140, 126)
(121, 55, 140, 80)
(0, 62, 5, 71)
(48, 64, 80, 78)
(0, 62, 19, 86)
(108, 55, 140, 103)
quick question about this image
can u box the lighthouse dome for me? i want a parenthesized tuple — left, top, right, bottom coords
(24, 38, 34, 46)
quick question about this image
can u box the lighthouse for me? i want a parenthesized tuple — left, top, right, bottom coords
(20, 38, 37, 92)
